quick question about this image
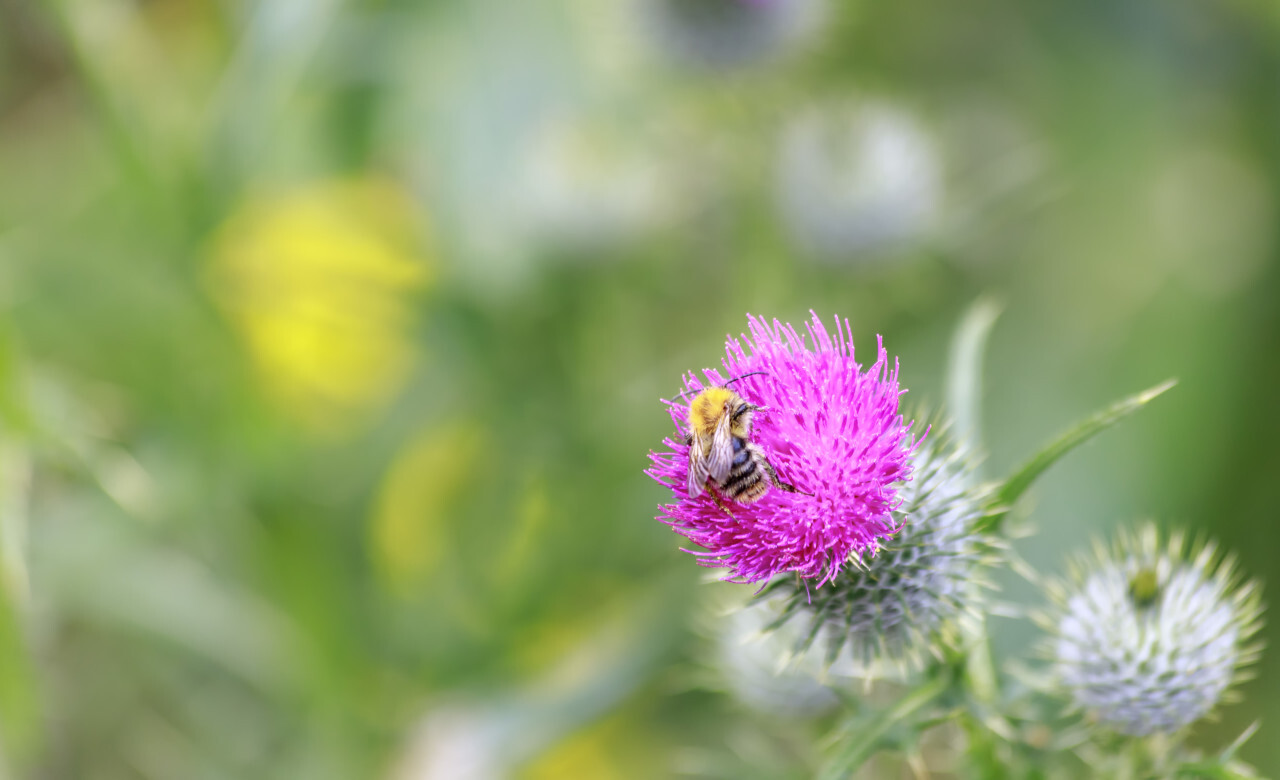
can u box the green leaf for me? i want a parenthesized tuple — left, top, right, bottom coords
(976, 379, 1176, 534)
(945, 297, 1002, 453)
(962, 616, 1000, 706)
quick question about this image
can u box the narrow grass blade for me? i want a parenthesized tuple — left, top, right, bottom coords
(945, 297, 1002, 452)
(1219, 721, 1261, 762)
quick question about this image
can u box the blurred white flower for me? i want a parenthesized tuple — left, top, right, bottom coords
(715, 597, 854, 717)
(512, 116, 677, 252)
(777, 101, 941, 260)
(391, 704, 509, 780)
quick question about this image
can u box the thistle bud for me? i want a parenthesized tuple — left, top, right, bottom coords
(713, 597, 851, 716)
(1046, 525, 1263, 737)
(760, 427, 991, 670)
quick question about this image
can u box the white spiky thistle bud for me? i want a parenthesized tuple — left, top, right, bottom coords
(759, 425, 992, 672)
(1044, 525, 1263, 737)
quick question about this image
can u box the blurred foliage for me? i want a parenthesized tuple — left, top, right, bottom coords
(2, 0, 1280, 777)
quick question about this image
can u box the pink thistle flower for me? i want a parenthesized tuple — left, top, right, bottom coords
(646, 312, 921, 586)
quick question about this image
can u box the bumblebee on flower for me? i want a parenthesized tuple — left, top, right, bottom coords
(682, 372, 802, 517)
(647, 312, 923, 586)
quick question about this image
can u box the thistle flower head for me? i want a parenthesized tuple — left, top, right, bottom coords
(761, 425, 991, 669)
(646, 312, 920, 585)
(1046, 525, 1263, 737)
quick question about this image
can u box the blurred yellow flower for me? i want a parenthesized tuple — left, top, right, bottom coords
(207, 179, 430, 433)
(371, 423, 486, 593)
(518, 711, 639, 780)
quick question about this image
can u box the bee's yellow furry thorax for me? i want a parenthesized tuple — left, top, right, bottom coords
(688, 386, 742, 436)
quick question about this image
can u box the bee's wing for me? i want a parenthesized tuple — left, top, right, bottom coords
(707, 412, 734, 484)
(687, 436, 710, 498)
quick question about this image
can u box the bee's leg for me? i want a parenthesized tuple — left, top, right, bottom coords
(710, 486, 737, 520)
(762, 457, 811, 496)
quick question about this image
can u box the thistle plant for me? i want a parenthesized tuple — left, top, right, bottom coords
(649, 303, 1266, 778)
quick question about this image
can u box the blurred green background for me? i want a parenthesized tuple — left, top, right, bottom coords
(2, 0, 1280, 776)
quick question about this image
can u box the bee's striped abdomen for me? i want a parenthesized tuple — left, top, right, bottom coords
(718, 437, 769, 503)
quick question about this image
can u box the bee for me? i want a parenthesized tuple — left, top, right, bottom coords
(682, 372, 800, 514)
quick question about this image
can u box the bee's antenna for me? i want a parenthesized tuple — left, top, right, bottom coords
(669, 371, 767, 405)
(723, 371, 769, 387)
(671, 375, 699, 405)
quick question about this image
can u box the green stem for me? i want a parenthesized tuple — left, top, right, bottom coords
(818, 672, 952, 780)
(964, 618, 1000, 706)
(958, 711, 1008, 780)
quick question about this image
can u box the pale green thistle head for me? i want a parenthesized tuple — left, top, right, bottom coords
(712, 597, 852, 717)
(1044, 525, 1264, 737)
